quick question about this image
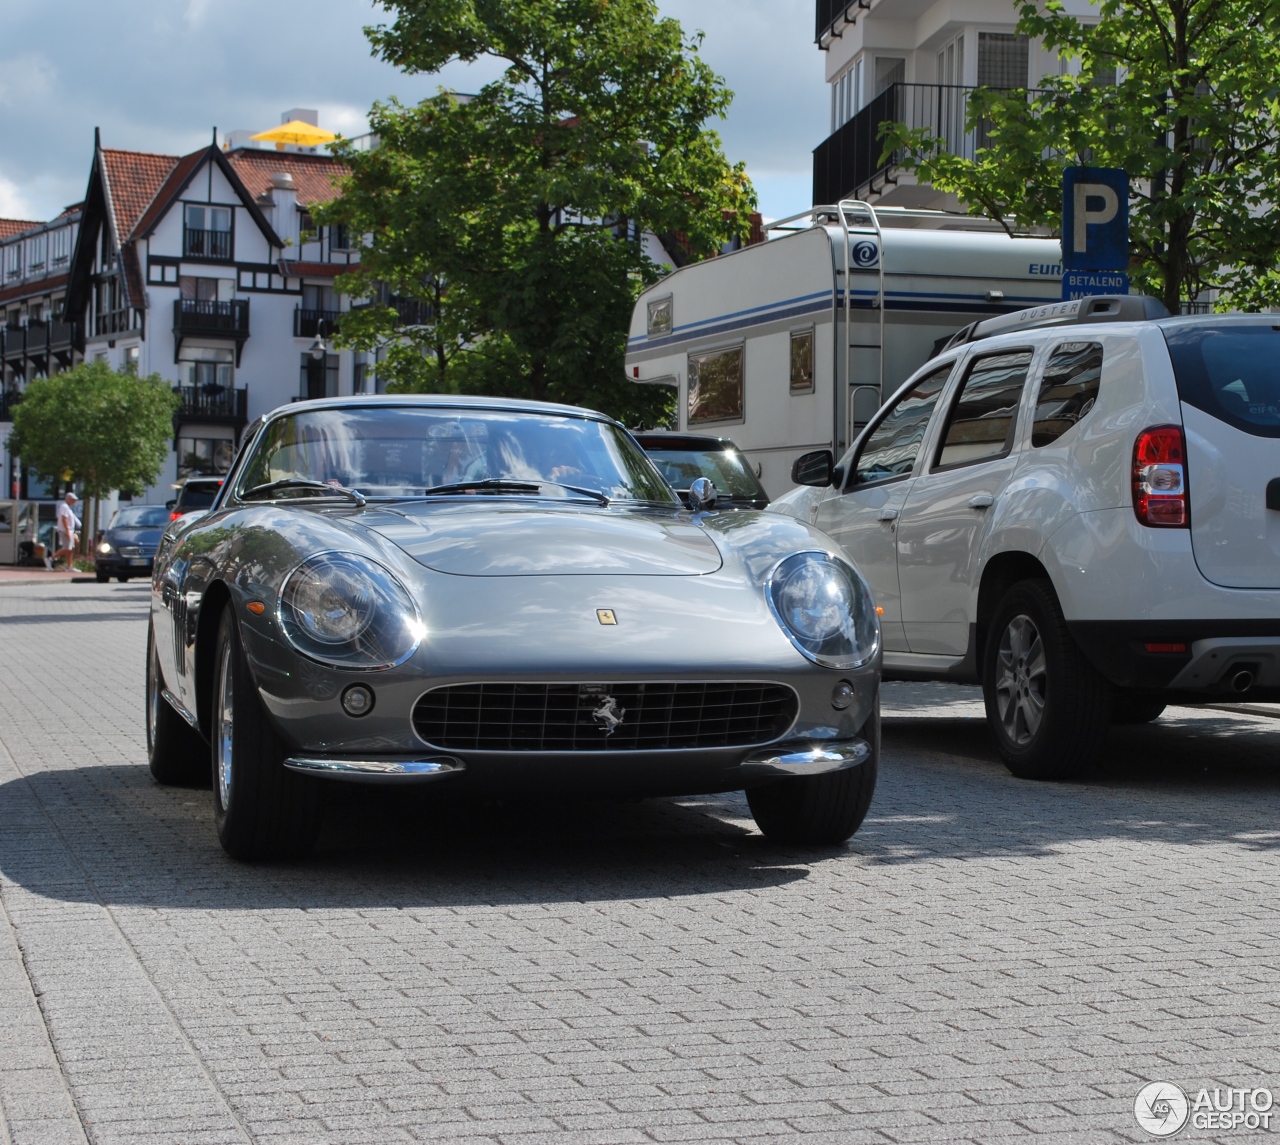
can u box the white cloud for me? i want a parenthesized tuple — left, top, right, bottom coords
(0, 172, 36, 220)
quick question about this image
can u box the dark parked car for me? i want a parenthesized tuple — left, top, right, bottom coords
(169, 476, 225, 523)
(634, 433, 770, 509)
(95, 504, 171, 582)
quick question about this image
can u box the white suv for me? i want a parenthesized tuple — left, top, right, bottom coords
(775, 296, 1280, 779)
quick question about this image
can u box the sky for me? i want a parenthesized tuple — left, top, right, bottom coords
(0, 0, 827, 226)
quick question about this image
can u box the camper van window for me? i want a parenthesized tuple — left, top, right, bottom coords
(852, 363, 952, 486)
(790, 330, 814, 394)
(934, 350, 1033, 470)
(688, 346, 744, 425)
(1032, 342, 1104, 447)
(647, 297, 673, 338)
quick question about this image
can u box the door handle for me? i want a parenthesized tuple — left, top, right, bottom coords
(968, 494, 995, 510)
(877, 508, 900, 522)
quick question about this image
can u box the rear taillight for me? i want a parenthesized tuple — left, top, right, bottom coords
(170, 511, 181, 521)
(1133, 425, 1189, 528)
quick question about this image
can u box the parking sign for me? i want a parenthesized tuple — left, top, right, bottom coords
(1062, 167, 1128, 272)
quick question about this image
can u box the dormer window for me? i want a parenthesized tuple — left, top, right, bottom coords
(4, 244, 21, 281)
(51, 228, 70, 266)
(184, 204, 233, 259)
(27, 235, 46, 272)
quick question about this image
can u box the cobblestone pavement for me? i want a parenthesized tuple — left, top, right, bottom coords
(1, 580, 1279, 1145)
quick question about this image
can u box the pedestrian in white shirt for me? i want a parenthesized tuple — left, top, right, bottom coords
(53, 492, 80, 571)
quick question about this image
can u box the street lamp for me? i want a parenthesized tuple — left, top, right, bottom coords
(309, 318, 329, 361)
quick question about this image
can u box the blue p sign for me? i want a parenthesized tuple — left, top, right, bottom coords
(1062, 167, 1128, 271)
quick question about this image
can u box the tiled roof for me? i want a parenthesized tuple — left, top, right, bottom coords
(0, 220, 42, 240)
(226, 149, 348, 207)
(130, 150, 205, 239)
(0, 273, 69, 307)
(100, 149, 180, 239)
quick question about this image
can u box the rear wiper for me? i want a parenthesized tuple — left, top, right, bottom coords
(240, 478, 366, 507)
(423, 478, 609, 505)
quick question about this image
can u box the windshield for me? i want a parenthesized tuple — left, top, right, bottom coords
(237, 407, 678, 503)
(644, 447, 766, 500)
(111, 506, 171, 528)
(1163, 323, 1280, 438)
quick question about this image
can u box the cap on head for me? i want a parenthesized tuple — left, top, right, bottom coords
(66, 492, 78, 501)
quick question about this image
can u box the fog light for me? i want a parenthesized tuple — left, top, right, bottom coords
(831, 681, 855, 710)
(341, 684, 375, 717)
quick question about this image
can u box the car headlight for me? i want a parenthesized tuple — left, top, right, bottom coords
(767, 551, 880, 670)
(279, 552, 424, 669)
(97, 542, 112, 554)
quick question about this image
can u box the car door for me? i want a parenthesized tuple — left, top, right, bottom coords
(815, 361, 956, 652)
(897, 347, 1036, 656)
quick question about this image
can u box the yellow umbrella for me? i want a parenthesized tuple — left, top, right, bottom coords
(250, 121, 337, 150)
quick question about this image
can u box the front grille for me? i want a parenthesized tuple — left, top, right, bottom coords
(412, 682, 798, 752)
(117, 545, 156, 558)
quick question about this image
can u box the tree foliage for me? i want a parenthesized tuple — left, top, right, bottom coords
(321, 0, 756, 424)
(9, 361, 179, 500)
(882, 0, 1280, 313)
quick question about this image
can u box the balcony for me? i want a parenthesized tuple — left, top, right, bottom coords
(184, 228, 232, 260)
(293, 308, 342, 339)
(816, 0, 870, 46)
(173, 298, 250, 364)
(814, 82, 1005, 206)
(173, 385, 248, 430)
(95, 309, 131, 337)
(0, 388, 20, 421)
(2, 321, 76, 365)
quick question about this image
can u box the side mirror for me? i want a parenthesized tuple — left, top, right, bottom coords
(688, 477, 717, 512)
(791, 449, 834, 488)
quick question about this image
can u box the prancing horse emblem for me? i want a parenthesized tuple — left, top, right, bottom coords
(592, 696, 626, 737)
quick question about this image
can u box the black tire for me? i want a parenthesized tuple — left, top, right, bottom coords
(146, 623, 210, 786)
(1113, 693, 1167, 725)
(982, 579, 1111, 780)
(116, 575, 129, 583)
(747, 697, 879, 845)
(211, 608, 322, 861)
(95, 569, 109, 583)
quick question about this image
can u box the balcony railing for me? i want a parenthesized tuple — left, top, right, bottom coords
(173, 385, 248, 426)
(0, 389, 20, 421)
(814, 83, 1017, 205)
(816, 0, 868, 44)
(95, 309, 131, 337)
(183, 228, 232, 260)
(173, 298, 250, 338)
(2, 320, 76, 361)
(294, 308, 342, 339)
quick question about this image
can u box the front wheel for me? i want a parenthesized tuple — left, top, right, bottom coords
(211, 608, 322, 861)
(982, 580, 1111, 780)
(95, 569, 109, 583)
(747, 700, 879, 845)
(146, 623, 209, 786)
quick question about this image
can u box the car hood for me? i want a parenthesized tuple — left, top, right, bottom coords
(346, 501, 723, 576)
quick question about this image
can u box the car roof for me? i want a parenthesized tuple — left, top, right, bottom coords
(633, 432, 741, 450)
(280, 393, 617, 423)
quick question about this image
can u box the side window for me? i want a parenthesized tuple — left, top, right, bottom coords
(851, 362, 953, 486)
(934, 349, 1033, 469)
(789, 329, 814, 393)
(1032, 342, 1103, 446)
(688, 345, 744, 425)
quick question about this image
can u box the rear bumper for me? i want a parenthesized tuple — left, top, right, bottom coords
(1070, 620, 1280, 697)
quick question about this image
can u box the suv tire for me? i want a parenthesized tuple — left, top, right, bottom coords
(1113, 693, 1167, 725)
(983, 580, 1111, 780)
(212, 608, 322, 861)
(146, 623, 210, 786)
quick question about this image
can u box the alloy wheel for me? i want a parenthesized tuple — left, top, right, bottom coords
(995, 613, 1047, 746)
(216, 649, 235, 812)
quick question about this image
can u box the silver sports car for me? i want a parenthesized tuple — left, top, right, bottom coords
(146, 396, 882, 860)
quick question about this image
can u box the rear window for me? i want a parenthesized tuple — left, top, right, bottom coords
(1163, 323, 1280, 437)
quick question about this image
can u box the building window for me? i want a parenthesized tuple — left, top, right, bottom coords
(51, 228, 70, 266)
(178, 346, 235, 393)
(27, 235, 46, 272)
(184, 204, 232, 259)
(353, 352, 369, 394)
(647, 296, 672, 337)
(300, 352, 339, 400)
(874, 57, 905, 98)
(977, 33, 1029, 89)
(177, 436, 235, 480)
(329, 224, 351, 250)
(790, 329, 814, 394)
(688, 345, 744, 425)
(4, 244, 21, 280)
(937, 36, 965, 85)
(832, 59, 863, 131)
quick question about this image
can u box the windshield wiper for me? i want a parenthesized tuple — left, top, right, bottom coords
(241, 478, 366, 507)
(423, 478, 609, 505)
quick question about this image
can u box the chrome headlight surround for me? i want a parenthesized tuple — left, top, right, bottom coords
(766, 551, 880, 670)
(278, 552, 425, 670)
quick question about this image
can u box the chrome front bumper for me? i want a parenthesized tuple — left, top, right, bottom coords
(737, 738, 872, 782)
(284, 756, 465, 784)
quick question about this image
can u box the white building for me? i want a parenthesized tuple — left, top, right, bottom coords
(813, 0, 1095, 208)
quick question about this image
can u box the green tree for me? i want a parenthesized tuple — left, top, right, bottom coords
(9, 361, 179, 540)
(882, 0, 1280, 313)
(321, 0, 756, 424)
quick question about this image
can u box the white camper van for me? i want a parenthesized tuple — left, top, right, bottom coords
(626, 202, 1064, 498)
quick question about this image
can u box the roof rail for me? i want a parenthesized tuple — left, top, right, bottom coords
(940, 294, 1170, 353)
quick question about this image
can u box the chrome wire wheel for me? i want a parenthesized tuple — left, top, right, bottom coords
(994, 613, 1047, 746)
(215, 647, 235, 812)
